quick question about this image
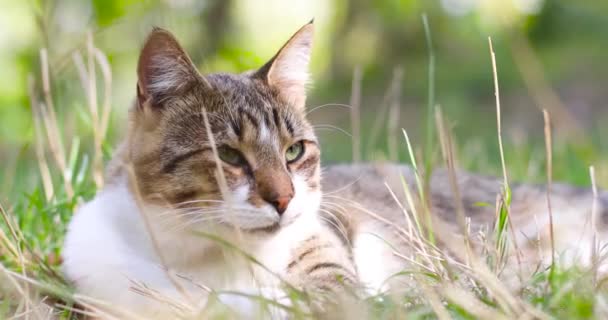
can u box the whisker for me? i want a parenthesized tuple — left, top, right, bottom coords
(158, 209, 268, 232)
(319, 204, 352, 241)
(168, 216, 228, 232)
(156, 208, 226, 219)
(158, 211, 227, 224)
(156, 204, 259, 217)
(166, 214, 259, 232)
(173, 199, 227, 207)
(320, 200, 350, 215)
(317, 208, 352, 247)
(312, 124, 352, 137)
(305, 103, 353, 116)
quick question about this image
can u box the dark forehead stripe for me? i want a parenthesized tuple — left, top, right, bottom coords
(272, 108, 282, 131)
(240, 108, 261, 130)
(229, 116, 242, 138)
(161, 148, 208, 173)
(283, 113, 295, 136)
(263, 109, 273, 129)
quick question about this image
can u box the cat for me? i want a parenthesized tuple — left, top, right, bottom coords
(62, 22, 356, 319)
(62, 21, 608, 319)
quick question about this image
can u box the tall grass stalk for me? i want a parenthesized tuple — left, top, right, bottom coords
(39, 48, 74, 198)
(434, 106, 469, 248)
(402, 129, 434, 243)
(28, 76, 54, 201)
(422, 13, 436, 179)
(488, 37, 512, 270)
(542, 109, 556, 284)
(590, 166, 599, 289)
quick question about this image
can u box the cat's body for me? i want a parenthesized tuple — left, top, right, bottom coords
(62, 22, 608, 319)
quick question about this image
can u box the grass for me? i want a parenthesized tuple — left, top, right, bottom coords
(2, 20, 608, 320)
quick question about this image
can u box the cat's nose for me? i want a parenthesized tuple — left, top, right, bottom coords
(254, 168, 295, 215)
(265, 194, 293, 215)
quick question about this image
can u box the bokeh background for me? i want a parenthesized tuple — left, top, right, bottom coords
(1, 0, 608, 200)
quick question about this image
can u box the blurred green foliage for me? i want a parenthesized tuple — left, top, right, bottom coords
(1, 0, 608, 199)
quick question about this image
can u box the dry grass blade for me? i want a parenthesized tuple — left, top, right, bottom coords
(422, 13, 436, 181)
(72, 39, 113, 189)
(434, 106, 467, 237)
(0, 202, 22, 261)
(590, 166, 599, 289)
(402, 129, 434, 243)
(86, 31, 104, 188)
(1, 199, 67, 284)
(488, 38, 508, 187)
(383, 182, 437, 272)
(27, 75, 54, 201)
(94, 47, 112, 139)
(0, 199, 35, 305)
(200, 108, 229, 201)
(350, 66, 362, 162)
(417, 279, 451, 320)
(542, 109, 556, 274)
(200, 106, 246, 245)
(86, 31, 99, 134)
(39, 48, 74, 198)
(488, 37, 513, 272)
(72, 51, 88, 97)
(0, 264, 44, 320)
(442, 284, 510, 320)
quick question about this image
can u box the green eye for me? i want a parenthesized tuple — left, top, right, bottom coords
(218, 146, 246, 166)
(285, 141, 305, 163)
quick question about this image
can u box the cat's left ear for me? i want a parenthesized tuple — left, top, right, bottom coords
(256, 21, 314, 109)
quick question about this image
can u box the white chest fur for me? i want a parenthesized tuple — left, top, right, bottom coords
(61, 182, 323, 317)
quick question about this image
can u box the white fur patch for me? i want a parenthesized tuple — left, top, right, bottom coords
(353, 232, 395, 294)
(61, 165, 324, 318)
(283, 174, 321, 224)
(217, 184, 280, 230)
(258, 124, 270, 141)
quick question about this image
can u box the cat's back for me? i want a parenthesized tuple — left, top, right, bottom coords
(321, 162, 496, 224)
(321, 162, 416, 210)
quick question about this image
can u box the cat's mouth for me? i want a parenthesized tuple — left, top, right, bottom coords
(242, 222, 281, 234)
(238, 211, 301, 234)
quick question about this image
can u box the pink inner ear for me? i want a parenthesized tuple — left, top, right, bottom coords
(266, 23, 314, 109)
(137, 28, 201, 105)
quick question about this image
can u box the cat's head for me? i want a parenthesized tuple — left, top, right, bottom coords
(127, 22, 320, 233)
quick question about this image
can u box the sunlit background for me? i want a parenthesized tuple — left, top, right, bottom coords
(1, 0, 608, 199)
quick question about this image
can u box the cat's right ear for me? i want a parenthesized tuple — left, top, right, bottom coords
(137, 28, 204, 109)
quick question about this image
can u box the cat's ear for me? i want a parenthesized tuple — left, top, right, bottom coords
(256, 21, 314, 109)
(137, 27, 204, 109)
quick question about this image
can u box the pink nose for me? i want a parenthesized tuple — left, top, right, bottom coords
(267, 195, 293, 215)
